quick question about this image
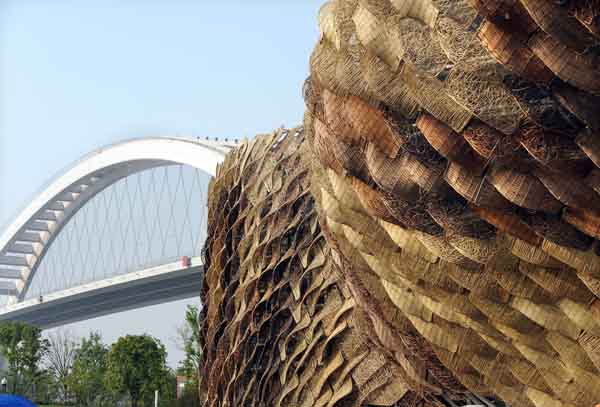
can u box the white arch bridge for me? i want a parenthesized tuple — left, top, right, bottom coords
(0, 137, 237, 328)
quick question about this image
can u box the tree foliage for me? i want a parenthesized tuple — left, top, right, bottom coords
(104, 334, 170, 407)
(174, 305, 203, 405)
(0, 321, 49, 395)
(176, 305, 201, 379)
(67, 332, 113, 407)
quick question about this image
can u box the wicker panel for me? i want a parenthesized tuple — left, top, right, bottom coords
(400, 63, 474, 133)
(467, 0, 538, 34)
(471, 205, 541, 246)
(587, 168, 600, 194)
(416, 113, 486, 173)
(576, 129, 600, 169)
(444, 62, 525, 135)
(564, 207, 600, 240)
(516, 125, 589, 171)
(519, 0, 598, 53)
(323, 88, 403, 157)
(553, 82, 600, 131)
(567, 0, 600, 36)
(445, 162, 512, 209)
(462, 120, 524, 166)
(534, 169, 600, 212)
(477, 20, 554, 84)
(528, 31, 600, 95)
(488, 166, 563, 213)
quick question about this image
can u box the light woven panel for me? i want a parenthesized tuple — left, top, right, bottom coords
(304, 1, 600, 407)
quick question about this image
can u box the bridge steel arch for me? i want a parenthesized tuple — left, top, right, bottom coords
(0, 137, 235, 302)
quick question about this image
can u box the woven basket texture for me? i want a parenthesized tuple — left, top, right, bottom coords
(199, 0, 600, 405)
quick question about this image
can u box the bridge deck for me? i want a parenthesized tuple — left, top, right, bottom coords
(0, 257, 203, 329)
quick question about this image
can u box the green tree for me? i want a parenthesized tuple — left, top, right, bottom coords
(158, 369, 176, 407)
(174, 305, 203, 405)
(104, 334, 169, 407)
(67, 332, 112, 406)
(34, 369, 59, 405)
(0, 321, 49, 395)
(175, 305, 201, 379)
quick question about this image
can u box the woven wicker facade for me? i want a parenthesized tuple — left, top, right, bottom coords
(199, 129, 435, 406)
(199, 1, 600, 406)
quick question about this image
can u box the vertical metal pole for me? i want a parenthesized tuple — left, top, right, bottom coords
(155, 389, 159, 407)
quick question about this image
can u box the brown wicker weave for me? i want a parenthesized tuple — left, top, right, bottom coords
(198, 1, 600, 406)
(199, 128, 469, 407)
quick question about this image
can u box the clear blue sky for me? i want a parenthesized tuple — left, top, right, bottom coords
(0, 0, 322, 367)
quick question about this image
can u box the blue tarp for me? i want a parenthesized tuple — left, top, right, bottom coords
(0, 395, 37, 406)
